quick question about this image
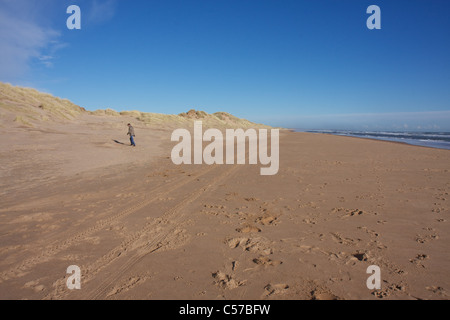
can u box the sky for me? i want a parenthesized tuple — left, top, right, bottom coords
(1, 0, 450, 131)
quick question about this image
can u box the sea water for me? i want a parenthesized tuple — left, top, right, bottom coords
(302, 130, 450, 150)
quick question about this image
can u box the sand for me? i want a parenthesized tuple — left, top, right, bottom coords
(0, 109, 449, 300)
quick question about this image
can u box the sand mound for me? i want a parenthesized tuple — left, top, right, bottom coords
(0, 82, 271, 130)
(90, 109, 120, 117)
(0, 82, 85, 126)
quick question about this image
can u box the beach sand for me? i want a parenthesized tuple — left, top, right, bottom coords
(0, 113, 449, 300)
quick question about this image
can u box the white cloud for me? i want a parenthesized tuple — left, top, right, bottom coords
(0, 0, 118, 83)
(0, 1, 62, 81)
(38, 55, 55, 68)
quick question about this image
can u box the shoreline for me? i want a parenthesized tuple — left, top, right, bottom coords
(295, 130, 450, 151)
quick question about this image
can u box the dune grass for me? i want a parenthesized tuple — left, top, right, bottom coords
(14, 115, 33, 127)
(0, 82, 272, 129)
(0, 82, 85, 122)
(90, 109, 121, 116)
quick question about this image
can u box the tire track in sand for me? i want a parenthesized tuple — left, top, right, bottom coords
(47, 164, 242, 300)
(0, 165, 218, 284)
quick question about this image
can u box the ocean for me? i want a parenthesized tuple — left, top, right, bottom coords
(302, 130, 450, 150)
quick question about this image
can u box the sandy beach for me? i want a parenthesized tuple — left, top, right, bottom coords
(1, 0, 449, 305)
(0, 99, 448, 300)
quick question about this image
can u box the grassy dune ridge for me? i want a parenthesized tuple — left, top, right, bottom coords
(0, 82, 272, 129)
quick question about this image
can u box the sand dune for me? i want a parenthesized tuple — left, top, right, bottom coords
(0, 83, 449, 300)
(0, 82, 271, 130)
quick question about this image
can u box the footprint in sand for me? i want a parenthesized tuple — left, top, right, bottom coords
(332, 251, 372, 266)
(357, 226, 379, 238)
(263, 283, 289, 297)
(227, 237, 249, 249)
(371, 281, 406, 299)
(330, 232, 359, 246)
(225, 192, 239, 198)
(226, 237, 273, 255)
(415, 228, 439, 244)
(351, 252, 368, 262)
(331, 207, 375, 219)
(426, 286, 448, 297)
(236, 225, 261, 233)
(24, 280, 45, 293)
(310, 289, 339, 300)
(253, 256, 282, 267)
(302, 218, 317, 225)
(212, 271, 246, 290)
(409, 254, 429, 268)
(432, 207, 445, 213)
(203, 204, 226, 209)
(255, 215, 277, 226)
(200, 204, 228, 217)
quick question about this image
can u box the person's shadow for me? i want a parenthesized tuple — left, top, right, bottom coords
(113, 139, 127, 145)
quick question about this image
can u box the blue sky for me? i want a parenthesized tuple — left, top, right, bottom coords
(1, 0, 450, 130)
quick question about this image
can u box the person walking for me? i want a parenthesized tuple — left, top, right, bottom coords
(127, 123, 136, 147)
